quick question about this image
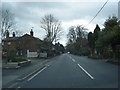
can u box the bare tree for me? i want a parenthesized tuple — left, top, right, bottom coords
(67, 25, 88, 45)
(67, 26, 77, 44)
(1, 7, 23, 38)
(76, 25, 88, 39)
(40, 14, 63, 43)
(1, 7, 15, 39)
(15, 30, 23, 36)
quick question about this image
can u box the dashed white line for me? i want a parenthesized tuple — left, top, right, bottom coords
(27, 67, 47, 81)
(72, 59, 76, 62)
(68, 56, 73, 60)
(68, 55, 94, 80)
(68, 55, 76, 62)
(77, 64, 94, 80)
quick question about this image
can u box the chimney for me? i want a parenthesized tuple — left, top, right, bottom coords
(6, 30, 9, 38)
(13, 32, 15, 37)
(30, 27, 34, 36)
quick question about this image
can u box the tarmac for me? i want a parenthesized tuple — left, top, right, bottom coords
(2, 58, 52, 88)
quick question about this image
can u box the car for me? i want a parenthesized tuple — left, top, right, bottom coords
(2, 51, 8, 58)
(67, 52, 70, 54)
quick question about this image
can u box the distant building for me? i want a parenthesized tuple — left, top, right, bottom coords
(2, 29, 42, 57)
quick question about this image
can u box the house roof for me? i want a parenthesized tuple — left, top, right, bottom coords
(21, 34, 42, 42)
(2, 37, 19, 42)
(2, 34, 42, 42)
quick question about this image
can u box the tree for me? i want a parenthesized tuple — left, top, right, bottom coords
(94, 24, 100, 41)
(40, 14, 63, 43)
(104, 16, 118, 31)
(1, 7, 15, 39)
(67, 26, 77, 44)
(88, 32, 95, 56)
(93, 16, 120, 59)
(15, 30, 23, 37)
(54, 42, 65, 54)
(103, 16, 120, 58)
(76, 25, 88, 39)
(87, 24, 101, 56)
(67, 25, 88, 44)
(66, 25, 88, 55)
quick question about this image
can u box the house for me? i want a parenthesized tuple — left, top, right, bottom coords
(2, 29, 42, 57)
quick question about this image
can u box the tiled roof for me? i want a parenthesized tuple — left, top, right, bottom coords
(21, 34, 42, 41)
(2, 34, 42, 42)
(2, 37, 19, 41)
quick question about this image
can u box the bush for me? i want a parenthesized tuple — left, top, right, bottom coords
(107, 58, 120, 65)
(88, 55, 103, 59)
(12, 57, 27, 62)
(103, 50, 113, 59)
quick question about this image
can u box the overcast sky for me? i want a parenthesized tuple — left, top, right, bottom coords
(2, 0, 119, 46)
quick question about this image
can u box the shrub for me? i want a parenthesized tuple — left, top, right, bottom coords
(103, 49, 113, 59)
(12, 57, 27, 62)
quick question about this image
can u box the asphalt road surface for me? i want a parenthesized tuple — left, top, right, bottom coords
(10, 53, 119, 88)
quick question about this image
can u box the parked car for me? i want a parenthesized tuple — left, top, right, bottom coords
(2, 51, 8, 58)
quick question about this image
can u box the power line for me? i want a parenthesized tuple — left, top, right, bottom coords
(85, 0, 109, 27)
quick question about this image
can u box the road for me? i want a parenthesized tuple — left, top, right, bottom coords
(2, 58, 48, 87)
(7, 53, 119, 88)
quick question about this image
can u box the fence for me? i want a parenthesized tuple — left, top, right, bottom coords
(27, 50, 38, 58)
(39, 53, 47, 58)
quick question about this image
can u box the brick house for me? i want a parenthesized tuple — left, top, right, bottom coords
(2, 29, 42, 57)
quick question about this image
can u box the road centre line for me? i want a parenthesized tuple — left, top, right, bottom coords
(68, 55, 94, 80)
(68, 55, 76, 62)
(68, 55, 72, 60)
(72, 59, 76, 62)
(27, 67, 47, 81)
(77, 64, 94, 80)
(17, 86, 21, 89)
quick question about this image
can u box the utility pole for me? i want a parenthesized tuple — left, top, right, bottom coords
(118, 1, 120, 20)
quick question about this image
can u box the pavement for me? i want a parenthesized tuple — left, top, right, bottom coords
(3, 53, 119, 88)
(2, 59, 31, 69)
(2, 57, 57, 88)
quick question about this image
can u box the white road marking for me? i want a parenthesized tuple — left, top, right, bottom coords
(47, 64, 50, 67)
(17, 67, 43, 81)
(66, 54, 94, 80)
(8, 82, 18, 88)
(77, 64, 94, 80)
(27, 67, 47, 81)
(17, 86, 21, 88)
(72, 59, 76, 62)
(68, 55, 76, 62)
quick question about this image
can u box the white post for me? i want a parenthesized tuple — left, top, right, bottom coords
(27, 50, 29, 57)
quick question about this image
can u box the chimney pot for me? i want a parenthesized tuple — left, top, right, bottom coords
(13, 32, 15, 37)
(30, 28, 34, 36)
(6, 30, 9, 38)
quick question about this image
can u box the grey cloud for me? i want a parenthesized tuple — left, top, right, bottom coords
(2, 2, 117, 22)
(1, 1, 118, 45)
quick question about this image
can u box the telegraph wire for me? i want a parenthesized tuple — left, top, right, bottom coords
(85, 0, 109, 27)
